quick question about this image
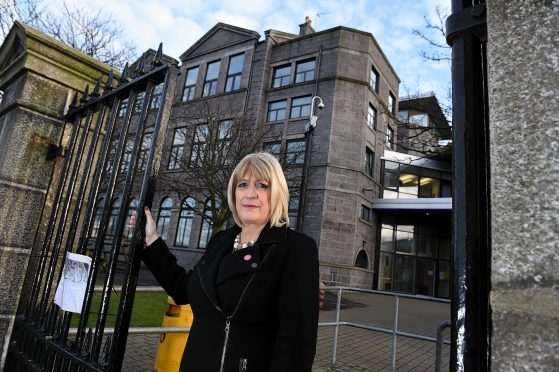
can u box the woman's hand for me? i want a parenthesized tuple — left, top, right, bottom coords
(130, 206, 159, 246)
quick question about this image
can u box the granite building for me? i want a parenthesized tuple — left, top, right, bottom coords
(114, 19, 402, 290)
(98, 20, 452, 296)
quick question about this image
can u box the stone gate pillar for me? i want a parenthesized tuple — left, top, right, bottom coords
(0, 22, 115, 368)
(487, 1, 559, 370)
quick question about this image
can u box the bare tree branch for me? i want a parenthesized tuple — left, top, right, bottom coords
(0, 0, 137, 69)
(412, 5, 451, 62)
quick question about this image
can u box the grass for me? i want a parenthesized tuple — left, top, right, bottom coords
(70, 291, 169, 328)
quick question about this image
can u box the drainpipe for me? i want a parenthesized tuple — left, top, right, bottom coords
(446, 1, 490, 371)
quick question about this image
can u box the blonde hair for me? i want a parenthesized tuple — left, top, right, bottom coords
(227, 152, 290, 227)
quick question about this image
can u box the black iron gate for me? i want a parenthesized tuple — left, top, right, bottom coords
(7, 45, 179, 371)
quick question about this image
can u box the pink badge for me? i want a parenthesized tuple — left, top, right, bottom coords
(244, 254, 251, 261)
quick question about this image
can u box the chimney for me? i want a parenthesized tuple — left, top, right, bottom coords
(299, 16, 315, 36)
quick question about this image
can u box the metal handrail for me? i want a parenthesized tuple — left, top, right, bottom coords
(319, 286, 451, 371)
(90, 285, 450, 370)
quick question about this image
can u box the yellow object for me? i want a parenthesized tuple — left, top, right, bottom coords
(154, 296, 193, 372)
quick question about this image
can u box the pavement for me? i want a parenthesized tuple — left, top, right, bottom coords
(120, 286, 450, 372)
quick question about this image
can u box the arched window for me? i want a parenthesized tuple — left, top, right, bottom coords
(107, 198, 121, 237)
(198, 200, 215, 249)
(126, 198, 139, 239)
(91, 198, 104, 238)
(175, 197, 196, 247)
(156, 197, 173, 242)
(355, 250, 369, 269)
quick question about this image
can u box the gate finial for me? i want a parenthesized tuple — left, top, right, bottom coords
(69, 92, 79, 109)
(92, 78, 101, 98)
(135, 53, 146, 76)
(80, 85, 90, 104)
(119, 63, 130, 86)
(152, 43, 163, 68)
(104, 71, 115, 93)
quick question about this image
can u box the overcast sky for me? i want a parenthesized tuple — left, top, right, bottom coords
(60, 0, 452, 105)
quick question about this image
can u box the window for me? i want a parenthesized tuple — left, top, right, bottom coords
(266, 100, 287, 122)
(273, 65, 291, 88)
(368, 104, 377, 129)
(150, 84, 163, 109)
(365, 147, 374, 177)
(126, 198, 138, 239)
(410, 113, 429, 127)
(190, 124, 208, 167)
(290, 95, 312, 119)
(175, 197, 195, 247)
(262, 141, 281, 160)
(386, 125, 394, 149)
(169, 127, 188, 170)
(120, 139, 133, 173)
(137, 133, 152, 172)
(377, 215, 451, 297)
(295, 59, 315, 83)
(361, 205, 371, 221)
(198, 200, 214, 249)
(382, 161, 451, 199)
(107, 198, 121, 237)
(203, 60, 220, 97)
(355, 250, 369, 269)
(156, 197, 173, 242)
(217, 120, 233, 164)
(182, 66, 199, 101)
(91, 198, 104, 238)
(225, 53, 244, 92)
(289, 189, 300, 211)
(286, 140, 306, 165)
(119, 99, 128, 117)
(135, 92, 145, 113)
(388, 92, 396, 114)
(370, 65, 379, 92)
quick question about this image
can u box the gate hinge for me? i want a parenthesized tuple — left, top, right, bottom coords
(46, 144, 66, 160)
(446, 3, 487, 46)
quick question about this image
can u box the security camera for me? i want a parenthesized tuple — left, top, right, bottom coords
(318, 101, 325, 110)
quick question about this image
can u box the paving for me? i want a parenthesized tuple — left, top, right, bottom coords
(121, 287, 450, 371)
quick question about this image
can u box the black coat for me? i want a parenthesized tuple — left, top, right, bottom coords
(142, 224, 319, 372)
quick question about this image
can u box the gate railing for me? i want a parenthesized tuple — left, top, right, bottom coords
(7, 44, 179, 371)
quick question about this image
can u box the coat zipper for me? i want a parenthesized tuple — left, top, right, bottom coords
(219, 317, 231, 371)
(197, 245, 274, 372)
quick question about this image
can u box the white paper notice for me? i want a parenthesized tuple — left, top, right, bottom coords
(54, 252, 92, 313)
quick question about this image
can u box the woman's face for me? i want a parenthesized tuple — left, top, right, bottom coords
(235, 173, 271, 228)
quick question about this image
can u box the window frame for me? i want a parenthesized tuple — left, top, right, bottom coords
(370, 65, 380, 92)
(156, 197, 173, 242)
(266, 99, 287, 122)
(175, 197, 196, 247)
(290, 95, 312, 119)
(295, 58, 316, 84)
(365, 147, 374, 177)
(272, 64, 291, 88)
(203, 60, 221, 97)
(225, 53, 245, 93)
(368, 103, 377, 129)
(168, 127, 188, 170)
(285, 139, 306, 165)
(182, 66, 199, 102)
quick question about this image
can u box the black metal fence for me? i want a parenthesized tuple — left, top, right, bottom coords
(7, 45, 179, 371)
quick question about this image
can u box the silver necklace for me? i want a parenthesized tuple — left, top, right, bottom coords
(233, 234, 255, 251)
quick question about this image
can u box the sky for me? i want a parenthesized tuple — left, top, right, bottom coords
(57, 0, 452, 107)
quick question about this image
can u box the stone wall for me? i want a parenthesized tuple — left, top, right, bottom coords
(487, 1, 559, 370)
(0, 22, 115, 368)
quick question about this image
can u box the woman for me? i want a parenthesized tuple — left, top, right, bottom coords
(131, 152, 319, 372)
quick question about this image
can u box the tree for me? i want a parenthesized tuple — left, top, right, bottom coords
(412, 5, 451, 63)
(0, 0, 137, 69)
(158, 100, 299, 234)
